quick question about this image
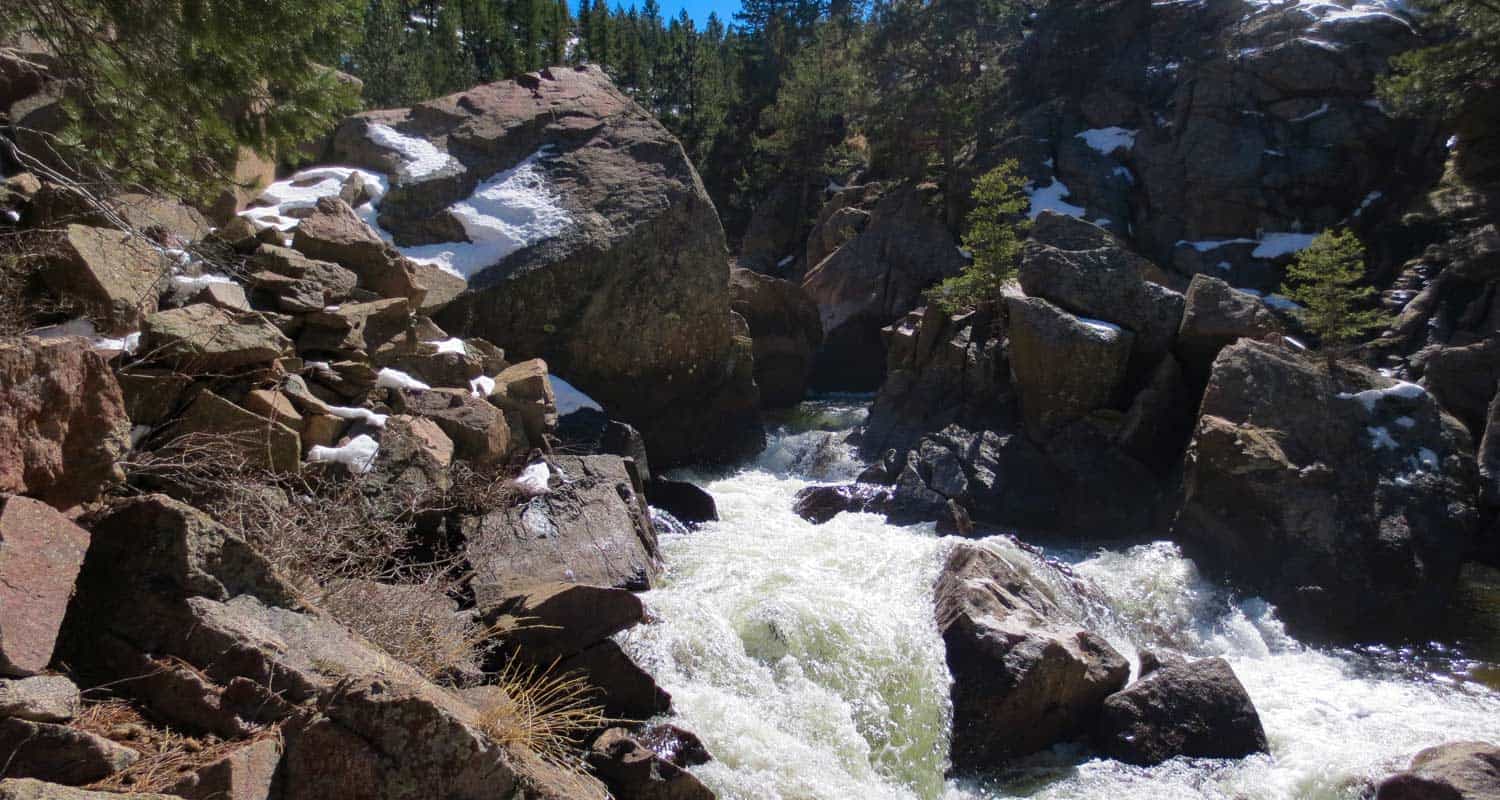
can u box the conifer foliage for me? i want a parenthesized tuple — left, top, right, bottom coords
(3, 0, 364, 202)
(1279, 229, 1390, 360)
(928, 159, 1028, 313)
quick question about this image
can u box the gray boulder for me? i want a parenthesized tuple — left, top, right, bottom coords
(937, 541, 1129, 768)
(1096, 657, 1268, 766)
(1006, 296, 1134, 441)
(1174, 339, 1479, 641)
(1376, 741, 1500, 800)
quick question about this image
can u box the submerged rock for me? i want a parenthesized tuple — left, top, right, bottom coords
(936, 541, 1129, 768)
(1096, 657, 1268, 766)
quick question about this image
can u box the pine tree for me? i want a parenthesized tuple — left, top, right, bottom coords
(551, 0, 575, 65)
(588, 0, 613, 66)
(1279, 229, 1390, 362)
(1379, 0, 1500, 120)
(928, 160, 1030, 313)
(355, 0, 428, 108)
(3, 0, 363, 202)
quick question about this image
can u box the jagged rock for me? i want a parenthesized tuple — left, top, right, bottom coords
(805, 188, 873, 269)
(0, 497, 90, 677)
(367, 415, 454, 494)
(166, 736, 282, 800)
(487, 359, 556, 449)
(1174, 274, 1284, 379)
(1096, 657, 1268, 766)
(587, 727, 715, 800)
(1375, 741, 1500, 800)
(1175, 339, 1479, 641)
(1018, 212, 1184, 377)
(111, 194, 212, 243)
(140, 305, 292, 373)
(462, 455, 659, 592)
(0, 719, 138, 784)
(801, 183, 965, 391)
(479, 583, 644, 662)
(1006, 296, 1134, 441)
(557, 640, 671, 722)
(297, 298, 410, 356)
(189, 281, 251, 312)
(0, 676, 80, 723)
(331, 66, 757, 466)
(738, 183, 805, 275)
(938, 540, 1129, 768)
(1481, 393, 1500, 566)
(242, 389, 302, 428)
(291, 197, 425, 306)
(0, 338, 129, 508)
(861, 304, 1012, 457)
(39, 225, 168, 334)
(169, 390, 301, 474)
(1422, 339, 1500, 438)
(250, 244, 358, 303)
(729, 267, 823, 408)
(57, 494, 603, 798)
(600, 421, 651, 482)
(115, 370, 194, 427)
(0, 780, 177, 800)
(644, 480, 718, 526)
(371, 338, 483, 389)
(792, 483, 897, 525)
(395, 387, 512, 465)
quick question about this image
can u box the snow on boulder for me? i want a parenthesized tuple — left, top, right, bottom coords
(324, 66, 760, 466)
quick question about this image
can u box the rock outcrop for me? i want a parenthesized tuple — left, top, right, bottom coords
(324, 66, 758, 466)
(936, 541, 1129, 768)
(1095, 657, 1268, 766)
(729, 267, 822, 408)
(801, 182, 965, 391)
(1175, 339, 1479, 641)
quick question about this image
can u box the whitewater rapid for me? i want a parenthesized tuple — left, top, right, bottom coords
(619, 400, 1500, 800)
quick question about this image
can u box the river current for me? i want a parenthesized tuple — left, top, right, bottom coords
(619, 399, 1500, 800)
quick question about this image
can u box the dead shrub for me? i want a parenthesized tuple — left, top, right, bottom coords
(75, 697, 280, 794)
(473, 658, 610, 772)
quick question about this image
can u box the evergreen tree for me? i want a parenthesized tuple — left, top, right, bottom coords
(588, 0, 613, 66)
(552, 0, 575, 65)
(1379, 0, 1500, 120)
(355, 0, 428, 107)
(3, 0, 363, 202)
(1279, 229, 1390, 361)
(928, 160, 1029, 312)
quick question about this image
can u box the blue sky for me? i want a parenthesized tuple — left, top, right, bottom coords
(573, 0, 742, 27)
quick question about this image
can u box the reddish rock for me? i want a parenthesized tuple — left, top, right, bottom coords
(0, 338, 130, 508)
(0, 497, 91, 677)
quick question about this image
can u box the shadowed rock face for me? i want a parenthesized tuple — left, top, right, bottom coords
(328, 65, 760, 467)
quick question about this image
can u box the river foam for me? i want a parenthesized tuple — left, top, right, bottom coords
(622, 401, 1500, 800)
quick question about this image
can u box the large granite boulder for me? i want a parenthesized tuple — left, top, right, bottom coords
(0, 498, 90, 677)
(1096, 657, 1268, 766)
(729, 267, 823, 408)
(801, 182, 965, 391)
(1375, 741, 1500, 800)
(327, 66, 758, 466)
(1174, 339, 1479, 641)
(1006, 296, 1134, 441)
(937, 541, 1129, 768)
(0, 337, 130, 508)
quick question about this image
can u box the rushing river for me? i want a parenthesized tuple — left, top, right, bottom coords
(619, 399, 1500, 800)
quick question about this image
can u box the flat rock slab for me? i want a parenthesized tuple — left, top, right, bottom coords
(0, 497, 91, 677)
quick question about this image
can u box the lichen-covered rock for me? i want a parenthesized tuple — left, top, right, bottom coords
(937, 540, 1129, 768)
(140, 304, 292, 373)
(1174, 339, 1479, 641)
(0, 719, 138, 784)
(0, 676, 80, 723)
(0, 338, 130, 508)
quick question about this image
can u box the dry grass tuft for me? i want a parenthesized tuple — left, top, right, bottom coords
(75, 698, 279, 794)
(473, 658, 610, 771)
